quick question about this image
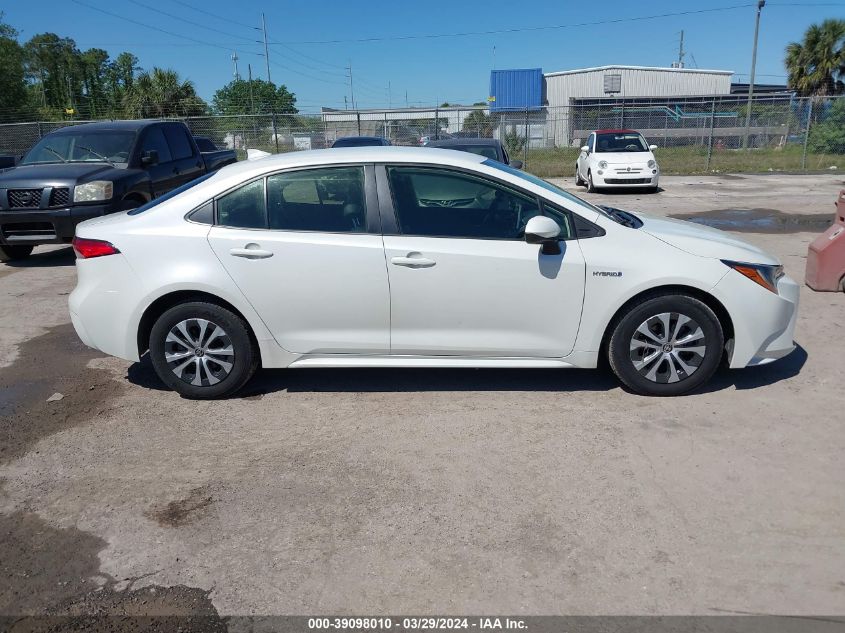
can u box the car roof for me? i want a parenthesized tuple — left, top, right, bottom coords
(335, 136, 386, 141)
(594, 129, 639, 134)
(50, 119, 169, 134)
(427, 138, 501, 148)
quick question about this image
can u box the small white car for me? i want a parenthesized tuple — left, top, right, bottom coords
(69, 147, 798, 399)
(576, 129, 660, 192)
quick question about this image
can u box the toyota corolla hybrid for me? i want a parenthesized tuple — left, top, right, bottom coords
(576, 129, 660, 192)
(69, 147, 798, 398)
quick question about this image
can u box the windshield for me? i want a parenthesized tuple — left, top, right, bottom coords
(595, 132, 649, 153)
(127, 172, 216, 215)
(22, 131, 135, 165)
(481, 159, 612, 219)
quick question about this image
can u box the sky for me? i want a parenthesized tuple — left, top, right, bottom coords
(3, 0, 844, 111)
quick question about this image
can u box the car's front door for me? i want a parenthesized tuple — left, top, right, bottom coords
(137, 127, 177, 198)
(207, 164, 390, 354)
(379, 164, 586, 357)
(578, 133, 595, 181)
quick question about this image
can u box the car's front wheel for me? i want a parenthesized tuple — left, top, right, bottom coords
(575, 164, 584, 186)
(149, 301, 259, 399)
(0, 244, 34, 262)
(608, 294, 724, 396)
(587, 170, 597, 193)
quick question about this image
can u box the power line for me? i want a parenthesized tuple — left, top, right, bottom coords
(126, 0, 262, 45)
(171, 0, 260, 32)
(276, 4, 762, 44)
(69, 0, 263, 58)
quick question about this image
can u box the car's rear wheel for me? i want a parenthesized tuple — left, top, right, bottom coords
(149, 301, 258, 399)
(0, 245, 34, 262)
(608, 294, 724, 396)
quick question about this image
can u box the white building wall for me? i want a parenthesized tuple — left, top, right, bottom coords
(544, 65, 733, 145)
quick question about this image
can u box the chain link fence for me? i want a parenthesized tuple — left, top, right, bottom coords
(1, 95, 842, 177)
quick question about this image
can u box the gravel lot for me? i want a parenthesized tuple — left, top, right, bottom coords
(1, 173, 843, 620)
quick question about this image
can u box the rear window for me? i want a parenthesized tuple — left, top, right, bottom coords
(127, 172, 216, 215)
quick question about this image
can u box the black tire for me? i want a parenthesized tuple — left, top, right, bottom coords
(0, 244, 34, 262)
(149, 301, 259, 399)
(575, 165, 584, 186)
(587, 170, 597, 193)
(608, 294, 724, 396)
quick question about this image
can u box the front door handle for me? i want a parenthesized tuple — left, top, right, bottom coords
(230, 244, 273, 259)
(391, 254, 435, 268)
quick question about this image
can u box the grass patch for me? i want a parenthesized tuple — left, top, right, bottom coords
(523, 145, 844, 178)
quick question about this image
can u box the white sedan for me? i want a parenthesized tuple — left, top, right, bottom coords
(69, 147, 798, 398)
(576, 129, 660, 192)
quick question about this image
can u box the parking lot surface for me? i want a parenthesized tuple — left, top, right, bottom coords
(1, 173, 843, 618)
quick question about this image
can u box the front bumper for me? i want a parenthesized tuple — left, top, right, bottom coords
(593, 171, 659, 187)
(0, 203, 117, 245)
(711, 270, 800, 368)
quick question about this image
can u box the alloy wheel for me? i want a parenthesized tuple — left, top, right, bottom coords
(629, 312, 706, 384)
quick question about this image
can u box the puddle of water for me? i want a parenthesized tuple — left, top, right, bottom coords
(669, 208, 835, 234)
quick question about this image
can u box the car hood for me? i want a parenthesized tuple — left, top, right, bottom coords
(0, 162, 124, 186)
(633, 212, 780, 265)
(594, 151, 653, 164)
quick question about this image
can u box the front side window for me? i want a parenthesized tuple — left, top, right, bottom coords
(140, 128, 173, 163)
(387, 166, 541, 240)
(587, 134, 595, 152)
(266, 166, 366, 232)
(595, 132, 648, 153)
(217, 179, 266, 229)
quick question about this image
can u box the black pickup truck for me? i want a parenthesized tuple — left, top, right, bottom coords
(0, 120, 236, 261)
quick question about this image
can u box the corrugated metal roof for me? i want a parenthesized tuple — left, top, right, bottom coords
(545, 65, 733, 77)
(489, 69, 543, 112)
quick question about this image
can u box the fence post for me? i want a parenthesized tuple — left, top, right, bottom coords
(524, 106, 529, 167)
(356, 111, 361, 136)
(801, 99, 813, 171)
(271, 110, 279, 153)
(705, 98, 716, 172)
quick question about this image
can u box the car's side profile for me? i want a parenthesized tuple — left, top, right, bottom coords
(576, 129, 660, 192)
(69, 147, 798, 398)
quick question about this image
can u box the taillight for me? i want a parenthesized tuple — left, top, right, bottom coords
(72, 237, 120, 259)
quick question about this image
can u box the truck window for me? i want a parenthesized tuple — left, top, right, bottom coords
(140, 128, 172, 164)
(164, 125, 195, 160)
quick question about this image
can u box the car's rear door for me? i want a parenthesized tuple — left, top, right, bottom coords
(378, 164, 586, 357)
(207, 164, 390, 354)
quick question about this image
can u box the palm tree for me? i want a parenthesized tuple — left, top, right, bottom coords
(124, 67, 207, 118)
(785, 19, 845, 96)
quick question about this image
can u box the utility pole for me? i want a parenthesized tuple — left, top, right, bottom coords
(247, 64, 255, 114)
(388, 81, 392, 109)
(677, 30, 685, 68)
(231, 52, 240, 81)
(261, 13, 272, 84)
(346, 63, 356, 110)
(742, 0, 765, 150)
(405, 90, 409, 108)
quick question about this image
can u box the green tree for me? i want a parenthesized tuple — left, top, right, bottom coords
(785, 19, 845, 96)
(125, 68, 207, 118)
(462, 109, 494, 136)
(0, 15, 31, 121)
(808, 97, 845, 153)
(212, 79, 297, 115)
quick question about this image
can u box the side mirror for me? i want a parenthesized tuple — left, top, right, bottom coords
(141, 150, 159, 166)
(580, 145, 589, 152)
(525, 216, 562, 255)
(649, 144, 658, 151)
(509, 159, 523, 170)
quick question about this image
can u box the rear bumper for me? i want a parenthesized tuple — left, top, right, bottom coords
(0, 203, 116, 245)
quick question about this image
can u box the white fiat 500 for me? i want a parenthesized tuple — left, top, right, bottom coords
(576, 129, 660, 192)
(69, 147, 798, 398)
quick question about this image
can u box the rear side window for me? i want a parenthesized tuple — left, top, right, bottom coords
(164, 125, 195, 160)
(139, 127, 172, 163)
(266, 167, 366, 232)
(216, 179, 266, 229)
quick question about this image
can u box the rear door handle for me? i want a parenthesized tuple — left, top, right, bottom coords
(230, 245, 273, 259)
(391, 255, 436, 268)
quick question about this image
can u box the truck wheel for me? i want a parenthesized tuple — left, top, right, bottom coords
(0, 245, 34, 262)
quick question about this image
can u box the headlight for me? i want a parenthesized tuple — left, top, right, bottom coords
(648, 159, 656, 169)
(74, 181, 113, 203)
(721, 260, 784, 294)
(598, 160, 608, 169)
